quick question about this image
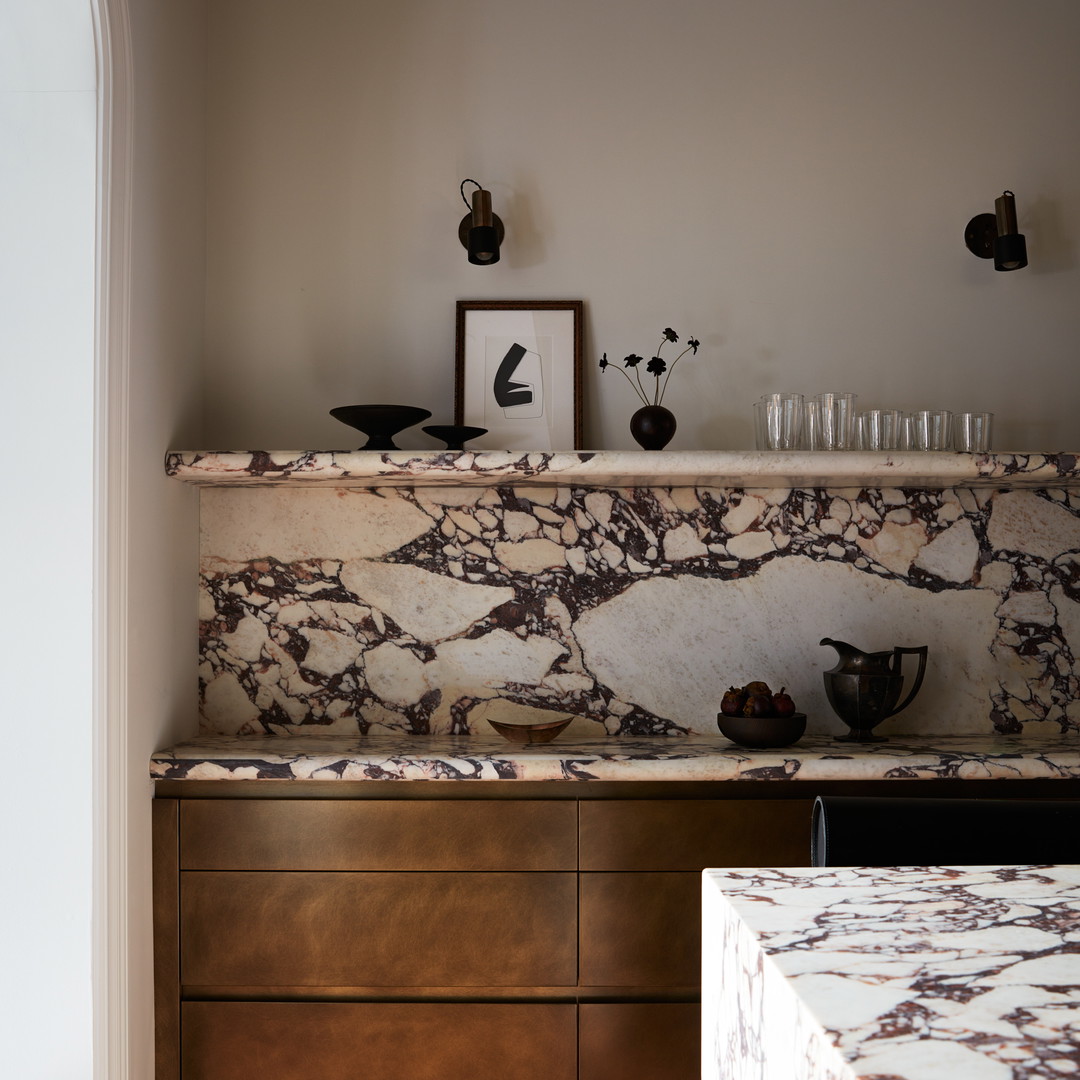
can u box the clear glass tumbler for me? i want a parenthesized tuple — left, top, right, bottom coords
(954, 412, 993, 452)
(860, 409, 902, 450)
(911, 409, 953, 451)
(898, 414, 913, 450)
(813, 392, 858, 450)
(753, 393, 804, 450)
(801, 400, 822, 449)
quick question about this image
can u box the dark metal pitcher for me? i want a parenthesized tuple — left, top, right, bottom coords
(820, 637, 929, 742)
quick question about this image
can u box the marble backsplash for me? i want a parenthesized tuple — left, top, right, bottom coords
(197, 483, 1080, 738)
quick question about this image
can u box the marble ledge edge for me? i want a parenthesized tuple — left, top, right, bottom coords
(149, 734, 1080, 783)
(163, 449, 1080, 490)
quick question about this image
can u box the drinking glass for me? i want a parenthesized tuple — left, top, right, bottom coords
(911, 410, 953, 451)
(860, 409, 902, 450)
(954, 412, 993, 452)
(898, 414, 913, 450)
(753, 393, 804, 450)
(813, 392, 858, 450)
(801, 400, 821, 449)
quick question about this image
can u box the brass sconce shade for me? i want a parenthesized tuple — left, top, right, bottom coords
(458, 179, 504, 265)
(965, 190, 1028, 271)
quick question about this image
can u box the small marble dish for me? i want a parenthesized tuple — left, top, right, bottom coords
(717, 712, 807, 749)
(487, 717, 573, 744)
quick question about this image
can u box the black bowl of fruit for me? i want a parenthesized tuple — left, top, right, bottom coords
(717, 681, 806, 749)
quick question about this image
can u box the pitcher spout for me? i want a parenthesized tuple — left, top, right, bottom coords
(820, 637, 898, 675)
(819, 637, 858, 662)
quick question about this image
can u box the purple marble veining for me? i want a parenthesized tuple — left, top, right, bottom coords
(703, 864, 1080, 1080)
(194, 478, 1080, 738)
(148, 733, 1080, 783)
(166, 449, 1080, 488)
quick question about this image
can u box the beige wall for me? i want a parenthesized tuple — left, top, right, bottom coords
(125, 0, 206, 1071)
(203, 0, 1080, 452)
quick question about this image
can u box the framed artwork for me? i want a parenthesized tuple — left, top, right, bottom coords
(455, 300, 584, 450)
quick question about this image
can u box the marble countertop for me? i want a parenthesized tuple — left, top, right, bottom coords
(703, 864, 1080, 1080)
(163, 450, 1080, 490)
(149, 733, 1080, 782)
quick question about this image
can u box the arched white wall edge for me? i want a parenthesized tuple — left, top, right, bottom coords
(91, 0, 133, 1076)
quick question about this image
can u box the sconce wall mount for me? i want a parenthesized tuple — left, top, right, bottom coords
(458, 179, 504, 265)
(965, 190, 1028, 271)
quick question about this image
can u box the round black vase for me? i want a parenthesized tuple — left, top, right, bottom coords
(630, 405, 676, 450)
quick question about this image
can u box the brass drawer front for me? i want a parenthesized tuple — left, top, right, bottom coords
(579, 798, 813, 870)
(182, 1001, 577, 1080)
(181, 871, 577, 987)
(181, 799, 577, 871)
(579, 1003, 700, 1080)
(579, 872, 700, 987)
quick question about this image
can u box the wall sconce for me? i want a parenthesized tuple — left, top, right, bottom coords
(458, 179, 504, 265)
(964, 190, 1028, 271)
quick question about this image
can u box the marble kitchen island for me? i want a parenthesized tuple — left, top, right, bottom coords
(703, 864, 1080, 1080)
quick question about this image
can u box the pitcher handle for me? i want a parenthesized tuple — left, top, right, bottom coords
(886, 646, 929, 718)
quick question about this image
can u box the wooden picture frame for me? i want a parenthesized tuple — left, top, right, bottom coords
(455, 300, 584, 450)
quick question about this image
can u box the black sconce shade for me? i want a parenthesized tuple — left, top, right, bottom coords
(458, 180, 504, 265)
(965, 190, 1027, 271)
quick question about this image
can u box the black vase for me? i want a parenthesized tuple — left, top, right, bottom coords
(630, 405, 676, 450)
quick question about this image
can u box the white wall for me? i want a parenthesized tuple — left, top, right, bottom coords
(202, 0, 1080, 453)
(0, 2, 96, 1075)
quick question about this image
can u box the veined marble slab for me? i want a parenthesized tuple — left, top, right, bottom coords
(166, 449, 1080, 489)
(703, 864, 1080, 1080)
(193, 482, 1080, 738)
(150, 733, 1080, 782)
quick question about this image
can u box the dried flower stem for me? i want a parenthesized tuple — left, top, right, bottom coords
(658, 344, 695, 405)
(600, 329, 700, 409)
(612, 364, 650, 406)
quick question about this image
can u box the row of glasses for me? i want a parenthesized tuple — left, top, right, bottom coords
(754, 394, 993, 451)
(873, 410, 993, 451)
(753, 392, 859, 451)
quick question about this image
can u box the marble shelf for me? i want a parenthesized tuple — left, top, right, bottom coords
(150, 733, 1080, 783)
(164, 449, 1080, 490)
(703, 863, 1080, 1080)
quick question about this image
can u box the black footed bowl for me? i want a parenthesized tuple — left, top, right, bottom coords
(422, 424, 488, 450)
(330, 404, 432, 450)
(717, 712, 807, 749)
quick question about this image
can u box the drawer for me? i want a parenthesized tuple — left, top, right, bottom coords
(180, 799, 576, 871)
(579, 872, 700, 987)
(181, 871, 577, 987)
(579, 1003, 700, 1080)
(579, 799, 813, 870)
(182, 1001, 577, 1080)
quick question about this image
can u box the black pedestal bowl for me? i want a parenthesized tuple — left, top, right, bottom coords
(422, 424, 488, 450)
(330, 404, 432, 450)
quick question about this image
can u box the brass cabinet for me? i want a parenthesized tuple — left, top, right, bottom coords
(578, 798, 812, 870)
(182, 1002, 577, 1080)
(579, 1003, 701, 1080)
(155, 790, 817, 1080)
(580, 872, 702, 988)
(181, 870, 578, 988)
(180, 798, 577, 871)
(577, 799, 812, 990)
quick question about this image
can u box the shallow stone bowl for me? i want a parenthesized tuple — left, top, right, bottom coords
(487, 717, 573, 744)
